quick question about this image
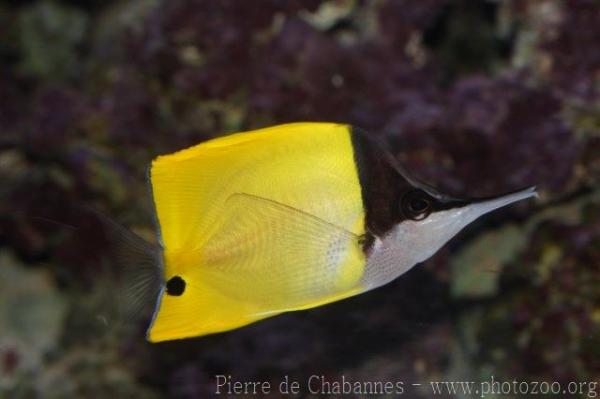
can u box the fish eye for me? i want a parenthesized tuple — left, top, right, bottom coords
(401, 190, 433, 220)
(166, 276, 186, 296)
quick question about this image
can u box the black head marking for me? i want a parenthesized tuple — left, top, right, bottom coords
(166, 276, 186, 296)
(350, 126, 416, 236)
(350, 126, 470, 248)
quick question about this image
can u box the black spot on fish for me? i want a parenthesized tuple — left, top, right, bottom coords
(166, 276, 186, 296)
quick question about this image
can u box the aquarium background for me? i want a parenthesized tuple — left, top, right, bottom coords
(1, 0, 599, 398)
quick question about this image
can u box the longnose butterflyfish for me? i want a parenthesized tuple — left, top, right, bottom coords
(114, 122, 536, 342)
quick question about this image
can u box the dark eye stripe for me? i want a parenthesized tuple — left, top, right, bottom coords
(350, 126, 416, 237)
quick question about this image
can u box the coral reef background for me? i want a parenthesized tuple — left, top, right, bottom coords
(0, 0, 599, 397)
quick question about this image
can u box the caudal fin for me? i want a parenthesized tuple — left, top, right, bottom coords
(90, 208, 163, 322)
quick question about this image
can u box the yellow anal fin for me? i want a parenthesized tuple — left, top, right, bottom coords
(147, 279, 265, 342)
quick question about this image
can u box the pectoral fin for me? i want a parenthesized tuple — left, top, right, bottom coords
(147, 193, 366, 341)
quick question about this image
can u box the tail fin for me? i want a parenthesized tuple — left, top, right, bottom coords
(90, 208, 163, 321)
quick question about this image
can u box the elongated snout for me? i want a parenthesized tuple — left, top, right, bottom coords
(465, 186, 538, 221)
(383, 186, 539, 273)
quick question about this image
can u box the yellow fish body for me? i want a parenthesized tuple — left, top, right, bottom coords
(113, 122, 536, 342)
(149, 123, 367, 341)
